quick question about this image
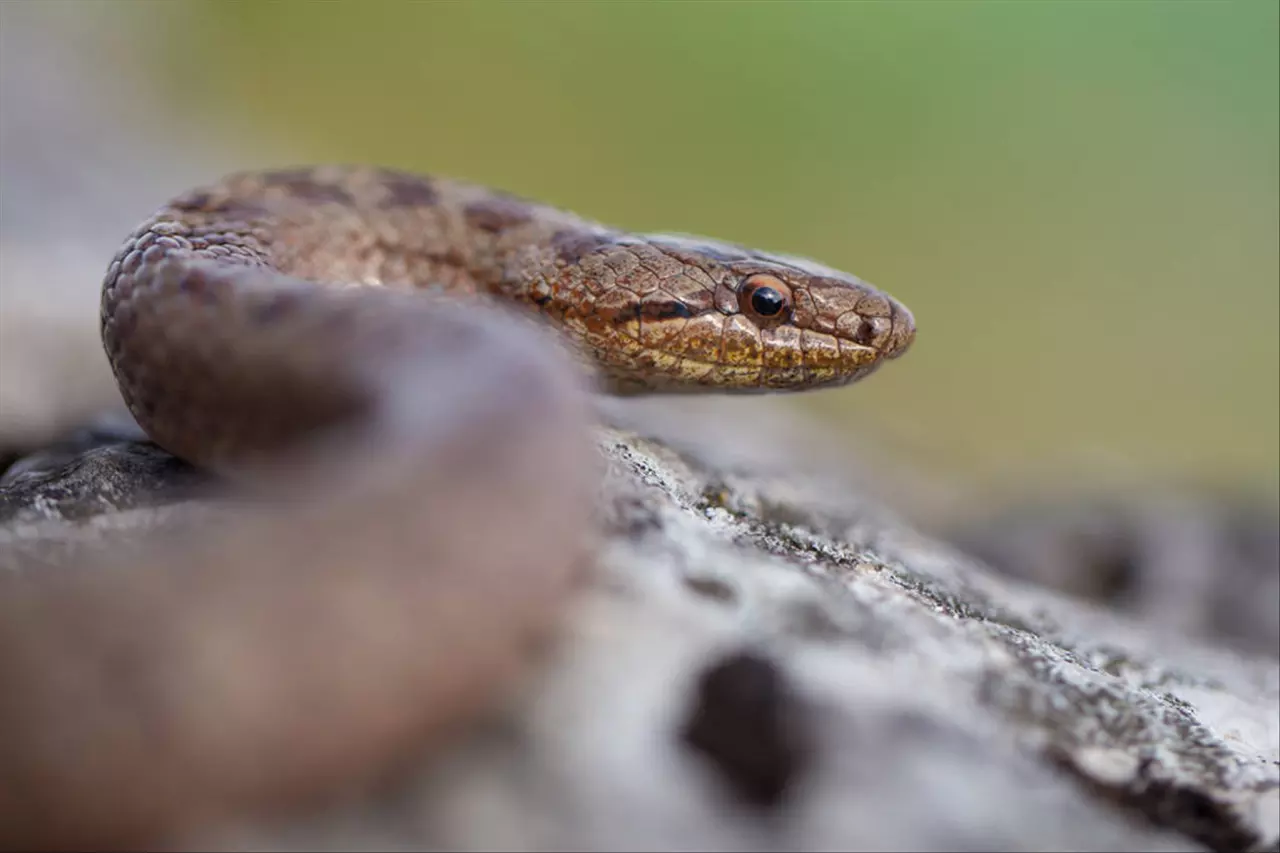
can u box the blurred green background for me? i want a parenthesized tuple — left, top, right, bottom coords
(146, 1, 1276, 494)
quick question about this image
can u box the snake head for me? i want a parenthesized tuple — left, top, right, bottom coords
(537, 230, 915, 394)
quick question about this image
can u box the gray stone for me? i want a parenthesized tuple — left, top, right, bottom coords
(1, 404, 1275, 853)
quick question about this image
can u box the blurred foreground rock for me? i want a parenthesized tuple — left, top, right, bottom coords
(1, 402, 1276, 853)
(1, 7, 1275, 850)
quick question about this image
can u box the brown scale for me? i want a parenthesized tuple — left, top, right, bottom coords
(5, 166, 921, 851)
(102, 164, 917, 457)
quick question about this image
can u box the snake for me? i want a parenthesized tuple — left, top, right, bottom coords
(0, 165, 915, 849)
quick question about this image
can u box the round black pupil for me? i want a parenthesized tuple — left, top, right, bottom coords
(750, 286, 785, 316)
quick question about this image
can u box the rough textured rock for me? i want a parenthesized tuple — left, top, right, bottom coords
(1, 8, 1275, 850)
(942, 487, 1280, 660)
(0, 414, 205, 523)
(1, 401, 1276, 853)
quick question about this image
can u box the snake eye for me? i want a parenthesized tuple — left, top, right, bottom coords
(739, 274, 792, 322)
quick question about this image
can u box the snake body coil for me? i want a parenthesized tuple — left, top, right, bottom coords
(101, 165, 913, 466)
(1, 166, 915, 850)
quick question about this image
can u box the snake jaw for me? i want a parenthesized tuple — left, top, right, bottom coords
(558, 274, 913, 395)
(710, 260, 915, 392)
(535, 233, 916, 394)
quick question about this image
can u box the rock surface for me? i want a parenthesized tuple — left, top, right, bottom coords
(942, 485, 1280, 660)
(1, 402, 1276, 853)
(1, 7, 1275, 850)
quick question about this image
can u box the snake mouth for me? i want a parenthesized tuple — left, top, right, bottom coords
(547, 238, 917, 394)
(572, 283, 917, 394)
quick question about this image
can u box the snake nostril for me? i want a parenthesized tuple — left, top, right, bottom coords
(851, 319, 877, 347)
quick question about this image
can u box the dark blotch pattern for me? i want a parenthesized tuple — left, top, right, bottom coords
(551, 229, 615, 265)
(602, 300, 694, 327)
(680, 649, 814, 810)
(261, 170, 355, 206)
(642, 300, 694, 321)
(171, 191, 213, 212)
(464, 196, 534, 233)
(169, 192, 265, 219)
(377, 173, 440, 209)
(260, 167, 314, 186)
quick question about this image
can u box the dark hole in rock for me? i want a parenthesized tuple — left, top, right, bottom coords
(679, 648, 813, 810)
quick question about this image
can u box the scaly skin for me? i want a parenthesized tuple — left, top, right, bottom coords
(100, 165, 914, 465)
(0, 166, 916, 850)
